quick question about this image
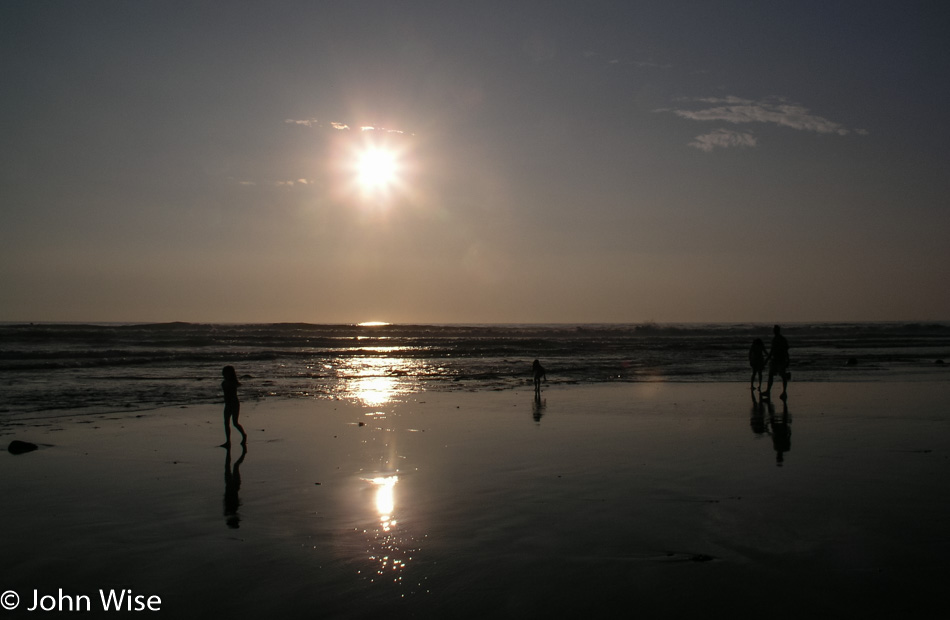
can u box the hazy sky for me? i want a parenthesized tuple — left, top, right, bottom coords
(2, 1, 948, 323)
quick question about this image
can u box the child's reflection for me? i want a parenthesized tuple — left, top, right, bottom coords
(768, 401, 792, 466)
(224, 444, 247, 528)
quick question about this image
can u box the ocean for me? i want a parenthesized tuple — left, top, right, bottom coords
(1, 322, 948, 419)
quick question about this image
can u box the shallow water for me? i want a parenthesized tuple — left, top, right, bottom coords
(2, 321, 948, 418)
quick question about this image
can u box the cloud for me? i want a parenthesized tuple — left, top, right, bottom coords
(689, 129, 758, 152)
(285, 118, 412, 136)
(285, 118, 319, 127)
(582, 50, 672, 69)
(360, 125, 408, 135)
(662, 96, 858, 136)
(232, 178, 313, 188)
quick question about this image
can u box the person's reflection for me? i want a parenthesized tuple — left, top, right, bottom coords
(532, 392, 547, 423)
(749, 389, 767, 436)
(224, 444, 246, 528)
(767, 400, 792, 466)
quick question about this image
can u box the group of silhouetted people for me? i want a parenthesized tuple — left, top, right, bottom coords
(749, 325, 790, 400)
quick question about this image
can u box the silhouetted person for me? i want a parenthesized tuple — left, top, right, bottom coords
(764, 325, 790, 400)
(532, 392, 546, 423)
(221, 365, 247, 448)
(532, 359, 546, 394)
(768, 400, 791, 466)
(224, 443, 246, 528)
(748, 338, 767, 390)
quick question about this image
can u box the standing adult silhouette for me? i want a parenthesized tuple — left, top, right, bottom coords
(764, 326, 790, 400)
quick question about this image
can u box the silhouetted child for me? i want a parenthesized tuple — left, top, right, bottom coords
(748, 338, 767, 389)
(532, 359, 546, 393)
(221, 365, 247, 448)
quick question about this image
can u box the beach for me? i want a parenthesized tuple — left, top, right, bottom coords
(3, 381, 950, 618)
(6, 2, 950, 617)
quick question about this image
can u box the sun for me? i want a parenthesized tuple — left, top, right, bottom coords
(357, 148, 398, 191)
(328, 126, 416, 208)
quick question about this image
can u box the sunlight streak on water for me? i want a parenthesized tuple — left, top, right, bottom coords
(343, 356, 420, 406)
(353, 376, 400, 407)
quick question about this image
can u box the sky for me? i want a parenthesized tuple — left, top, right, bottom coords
(2, 1, 949, 324)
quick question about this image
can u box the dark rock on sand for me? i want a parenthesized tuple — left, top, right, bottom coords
(8, 440, 39, 455)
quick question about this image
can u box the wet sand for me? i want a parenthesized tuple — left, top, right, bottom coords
(3, 382, 950, 618)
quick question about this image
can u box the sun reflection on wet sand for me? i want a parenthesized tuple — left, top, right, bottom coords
(371, 475, 397, 529)
(358, 474, 427, 594)
(336, 353, 431, 596)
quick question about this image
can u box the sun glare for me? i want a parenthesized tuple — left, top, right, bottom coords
(357, 148, 398, 192)
(329, 126, 417, 209)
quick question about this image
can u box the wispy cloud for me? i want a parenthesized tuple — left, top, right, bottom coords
(285, 118, 319, 127)
(582, 50, 672, 69)
(689, 129, 758, 152)
(662, 96, 861, 136)
(285, 118, 412, 135)
(275, 179, 310, 187)
(361, 126, 406, 135)
(231, 177, 315, 189)
(658, 96, 865, 151)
